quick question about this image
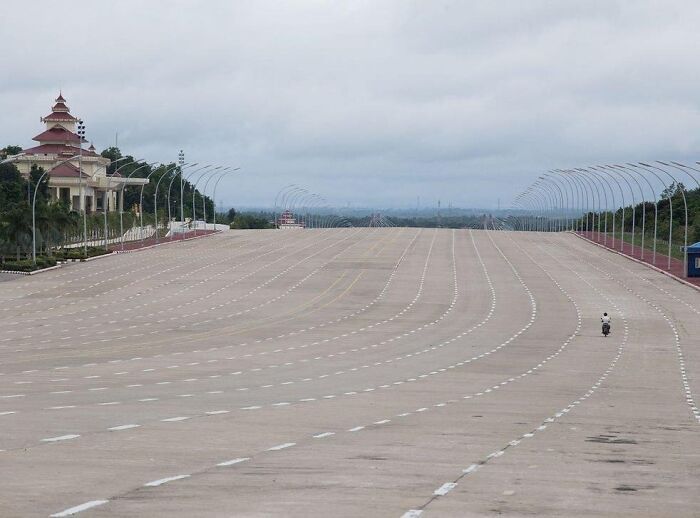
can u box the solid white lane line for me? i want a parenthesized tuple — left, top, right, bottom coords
(217, 457, 250, 467)
(50, 500, 109, 516)
(267, 442, 296, 451)
(41, 434, 80, 442)
(144, 474, 190, 487)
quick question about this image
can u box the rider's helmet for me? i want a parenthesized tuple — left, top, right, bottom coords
(603, 312, 608, 316)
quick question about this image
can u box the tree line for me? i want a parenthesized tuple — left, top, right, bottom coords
(0, 145, 219, 266)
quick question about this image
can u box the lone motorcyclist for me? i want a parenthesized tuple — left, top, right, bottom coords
(601, 312, 611, 336)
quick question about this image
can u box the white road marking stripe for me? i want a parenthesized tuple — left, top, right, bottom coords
(401, 511, 423, 518)
(144, 474, 190, 487)
(50, 500, 109, 516)
(267, 442, 296, 451)
(42, 434, 80, 442)
(313, 432, 335, 438)
(108, 424, 140, 431)
(161, 416, 190, 422)
(434, 482, 457, 496)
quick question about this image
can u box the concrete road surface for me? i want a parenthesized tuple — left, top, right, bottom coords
(0, 228, 698, 517)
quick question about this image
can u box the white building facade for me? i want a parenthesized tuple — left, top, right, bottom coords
(11, 94, 146, 213)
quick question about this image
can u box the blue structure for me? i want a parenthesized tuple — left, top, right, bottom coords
(688, 242, 700, 278)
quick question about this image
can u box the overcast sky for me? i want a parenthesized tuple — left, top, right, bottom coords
(2, 1, 700, 209)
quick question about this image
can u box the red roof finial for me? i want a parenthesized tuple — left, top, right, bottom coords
(56, 91, 66, 103)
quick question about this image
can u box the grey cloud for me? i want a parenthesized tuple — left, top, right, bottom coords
(1, 0, 699, 208)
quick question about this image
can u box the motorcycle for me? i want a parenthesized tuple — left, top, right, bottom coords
(602, 322, 610, 337)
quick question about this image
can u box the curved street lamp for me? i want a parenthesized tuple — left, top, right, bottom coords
(192, 167, 223, 236)
(165, 162, 198, 239)
(634, 163, 687, 273)
(31, 155, 80, 263)
(153, 163, 184, 244)
(202, 167, 240, 231)
(118, 161, 158, 250)
(168, 164, 213, 238)
(613, 164, 659, 265)
(641, 162, 689, 276)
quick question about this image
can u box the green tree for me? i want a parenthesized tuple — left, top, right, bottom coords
(0, 145, 22, 159)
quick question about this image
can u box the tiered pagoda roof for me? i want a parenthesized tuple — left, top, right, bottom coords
(41, 93, 77, 122)
(23, 93, 96, 157)
(32, 126, 81, 143)
(48, 162, 89, 178)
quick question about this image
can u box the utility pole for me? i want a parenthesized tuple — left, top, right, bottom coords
(77, 119, 87, 257)
(178, 150, 185, 231)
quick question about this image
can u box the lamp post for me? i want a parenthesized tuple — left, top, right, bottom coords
(632, 163, 685, 273)
(286, 188, 309, 220)
(139, 165, 166, 245)
(576, 168, 608, 245)
(119, 161, 158, 250)
(273, 185, 297, 228)
(281, 186, 305, 215)
(539, 176, 565, 231)
(211, 168, 239, 229)
(602, 167, 637, 255)
(542, 173, 569, 231)
(153, 164, 182, 244)
(192, 167, 223, 236)
(553, 170, 580, 232)
(613, 164, 659, 265)
(665, 161, 700, 190)
(32, 155, 80, 264)
(534, 180, 557, 231)
(167, 164, 210, 239)
(101, 156, 132, 251)
(584, 168, 616, 246)
(627, 164, 673, 268)
(179, 150, 185, 229)
(640, 162, 689, 276)
(561, 170, 592, 234)
(165, 162, 197, 237)
(604, 165, 646, 259)
(202, 167, 240, 231)
(76, 120, 88, 257)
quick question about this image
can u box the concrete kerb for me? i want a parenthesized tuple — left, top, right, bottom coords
(0, 263, 63, 276)
(572, 231, 700, 293)
(0, 249, 118, 276)
(0, 231, 223, 276)
(114, 229, 223, 254)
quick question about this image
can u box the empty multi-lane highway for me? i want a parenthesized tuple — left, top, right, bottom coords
(0, 228, 698, 517)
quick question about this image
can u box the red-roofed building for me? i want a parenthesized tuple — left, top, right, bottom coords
(9, 93, 147, 213)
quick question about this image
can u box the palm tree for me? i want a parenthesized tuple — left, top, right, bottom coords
(2, 204, 32, 260)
